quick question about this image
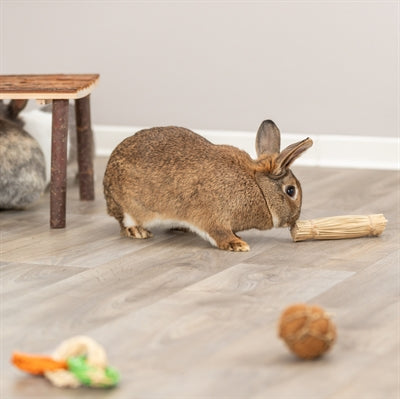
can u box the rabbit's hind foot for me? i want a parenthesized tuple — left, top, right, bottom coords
(120, 212, 153, 239)
(121, 225, 153, 239)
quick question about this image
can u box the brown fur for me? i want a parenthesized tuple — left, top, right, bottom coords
(103, 120, 312, 251)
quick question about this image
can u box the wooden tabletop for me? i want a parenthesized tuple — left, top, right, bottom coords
(0, 74, 100, 100)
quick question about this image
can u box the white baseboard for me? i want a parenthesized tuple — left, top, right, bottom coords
(94, 125, 399, 171)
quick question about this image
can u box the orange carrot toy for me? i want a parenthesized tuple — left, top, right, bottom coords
(11, 336, 120, 388)
(12, 352, 67, 375)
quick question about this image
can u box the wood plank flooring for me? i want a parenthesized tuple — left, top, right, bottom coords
(1, 157, 399, 399)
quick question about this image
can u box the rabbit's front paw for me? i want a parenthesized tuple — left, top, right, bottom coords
(122, 226, 153, 239)
(220, 237, 250, 252)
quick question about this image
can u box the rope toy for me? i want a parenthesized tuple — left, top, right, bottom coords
(11, 336, 120, 388)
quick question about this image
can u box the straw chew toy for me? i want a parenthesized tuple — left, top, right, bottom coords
(278, 304, 337, 359)
(290, 214, 387, 242)
(11, 336, 119, 388)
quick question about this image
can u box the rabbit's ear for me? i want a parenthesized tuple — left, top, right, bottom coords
(256, 120, 281, 157)
(7, 99, 28, 120)
(275, 138, 313, 171)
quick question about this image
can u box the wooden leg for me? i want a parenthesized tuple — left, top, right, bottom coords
(50, 99, 69, 228)
(75, 95, 95, 201)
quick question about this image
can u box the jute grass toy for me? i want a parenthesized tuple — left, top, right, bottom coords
(278, 304, 337, 359)
(290, 214, 387, 242)
(11, 336, 120, 388)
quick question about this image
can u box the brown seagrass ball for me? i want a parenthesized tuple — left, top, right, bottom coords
(278, 304, 337, 359)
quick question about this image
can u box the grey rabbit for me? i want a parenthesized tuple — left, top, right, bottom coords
(104, 120, 312, 251)
(0, 100, 46, 209)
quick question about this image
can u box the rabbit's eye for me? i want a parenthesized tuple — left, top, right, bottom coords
(285, 185, 296, 198)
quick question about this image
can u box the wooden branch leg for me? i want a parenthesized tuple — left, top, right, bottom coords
(75, 95, 95, 201)
(50, 99, 69, 228)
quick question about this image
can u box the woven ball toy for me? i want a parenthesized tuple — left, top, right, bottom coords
(11, 336, 120, 388)
(278, 304, 337, 359)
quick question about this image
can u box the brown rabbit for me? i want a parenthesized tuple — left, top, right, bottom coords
(103, 120, 312, 251)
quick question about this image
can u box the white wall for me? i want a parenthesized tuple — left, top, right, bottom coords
(1, 0, 398, 138)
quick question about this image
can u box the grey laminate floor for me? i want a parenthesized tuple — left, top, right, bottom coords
(1, 157, 399, 399)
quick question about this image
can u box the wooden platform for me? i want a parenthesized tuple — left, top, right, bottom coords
(0, 74, 99, 228)
(0, 74, 99, 100)
(1, 158, 399, 399)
